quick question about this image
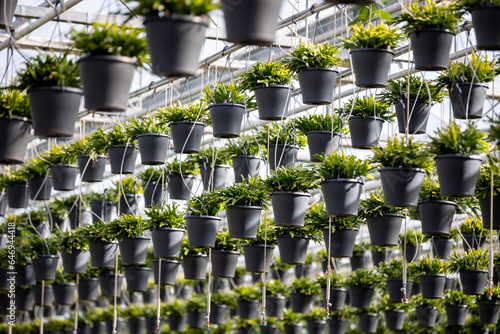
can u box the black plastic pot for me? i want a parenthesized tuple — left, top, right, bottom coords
(462, 234, 485, 251)
(89, 322, 107, 334)
(144, 15, 208, 77)
(348, 116, 384, 149)
(349, 286, 374, 308)
(34, 284, 54, 307)
(167, 313, 187, 332)
(16, 264, 35, 286)
(289, 292, 315, 313)
(386, 279, 413, 303)
(53, 283, 75, 305)
(306, 131, 340, 162)
(350, 254, 368, 271)
(358, 313, 379, 333)
(168, 173, 195, 200)
(182, 254, 208, 280)
(107, 145, 137, 174)
(271, 191, 310, 227)
(0, 116, 31, 165)
(128, 317, 146, 334)
(16, 289, 34, 311)
(78, 55, 136, 112)
(380, 167, 425, 207)
(367, 214, 403, 246)
(450, 83, 487, 119)
(297, 68, 338, 105)
(237, 300, 259, 319)
(260, 325, 278, 334)
(118, 236, 150, 265)
(328, 318, 347, 334)
(431, 238, 454, 260)
(78, 278, 99, 301)
(284, 324, 302, 334)
(226, 205, 262, 239)
(185, 215, 221, 248)
(89, 241, 118, 268)
(372, 250, 387, 266)
(124, 266, 151, 291)
(28, 176, 53, 200)
(478, 302, 500, 324)
(143, 182, 165, 207)
(277, 235, 309, 265)
(187, 310, 207, 329)
(152, 259, 180, 285)
(232, 155, 261, 183)
(106, 318, 126, 334)
(435, 154, 482, 197)
(395, 99, 431, 135)
(33, 255, 59, 281)
(268, 144, 298, 170)
(0, 0, 17, 30)
(145, 315, 160, 334)
(400, 243, 421, 262)
(200, 164, 230, 191)
(385, 310, 405, 330)
(169, 121, 205, 153)
(28, 86, 83, 137)
(350, 48, 394, 87)
(266, 296, 286, 317)
(137, 133, 169, 165)
(151, 227, 185, 258)
(98, 274, 124, 297)
(321, 288, 347, 311)
(50, 164, 78, 191)
(460, 270, 488, 295)
(323, 228, 358, 258)
(118, 193, 138, 216)
(77, 155, 107, 183)
(60, 248, 90, 274)
(470, 5, 500, 50)
(409, 29, 454, 70)
(419, 200, 457, 236)
(419, 274, 447, 298)
(416, 306, 439, 327)
(211, 250, 239, 278)
(253, 85, 291, 120)
(321, 179, 363, 217)
(209, 103, 245, 138)
(5, 184, 28, 208)
(479, 196, 500, 230)
(446, 304, 468, 326)
(210, 304, 228, 324)
(242, 244, 274, 273)
(307, 320, 326, 334)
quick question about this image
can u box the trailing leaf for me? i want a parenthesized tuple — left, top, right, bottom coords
(216, 177, 269, 209)
(0, 89, 30, 119)
(137, 167, 166, 185)
(185, 191, 224, 216)
(358, 190, 403, 218)
(262, 279, 289, 298)
(311, 151, 374, 180)
(316, 271, 345, 288)
(105, 214, 148, 240)
(213, 230, 241, 252)
(265, 165, 316, 192)
(413, 256, 446, 274)
(458, 216, 484, 235)
(245, 219, 277, 246)
(233, 284, 261, 301)
(156, 101, 210, 124)
(345, 268, 383, 288)
(378, 75, 444, 104)
(447, 249, 489, 272)
(292, 113, 347, 135)
(144, 203, 185, 229)
(222, 137, 265, 157)
(256, 122, 307, 149)
(475, 156, 500, 198)
(126, 113, 170, 139)
(291, 277, 321, 295)
(166, 156, 197, 175)
(192, 144, 231, 166)
(305, 203, 361, 231)
(60, 228, 89, 252)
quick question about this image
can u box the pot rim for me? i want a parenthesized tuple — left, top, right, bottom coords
(5, 183, 28, 188)
(271, 190, 311, 197)
(368, 213, 404, 219)
(451, 82, 489, 89)
(268, 143, 299, 149)
(298, 67, 339, 73)
(106, 144, 138, 149)
(418, 273, 446, 278)
(321, 178, 364, 185)
(225, 205, 263, 210)
(435, 154, 482, 161)
(242, 244, 275, 249)
(121, 236, 151, 241)
(266, 295, 287, 300)
(409, 28, 455, 35)
(348, 115, 386, 122)
(27, 86, 83, 94)
(199, 164, 231, 169)
(211, 249, 241, 255)
(60, 247, 89, 254)
(231, 155, 261, 159)
(50, 164, 78, 168)
(386, 278, 414, 283)
(385, 309, 406, 314)
(350, 48, 395, 55)
(358, 312, 379, 317)
(379, 166, 425, 173)
(151, 227, 186, 233)
(169, 120, 206, 127)
(143, 14, 209, 27)
(184, 215, 222, 221)
(77, 154, 108, 160)
(78, 54, 138, 65)
(182, 253, 208, 258)
(252, 84, 291, 91)
(123, 266, 151, 272)
(0, 115, 31, 123)
(276, 234, 309, 239)
(34, 254, 59, 259)
(208, 103, 245, 109)
(89, 240, 118, 245)
(419, 199, 458, 207)
(168, 172, 195, 178)
(470, 4, 500, 10)
(136, 133, 170, 139)
(151, 258, 181, 264)
(459, 269, 488, 274)
(305, 130, 340, 135)
(445, 303, 469, 308)
(53, 282, 76, 287)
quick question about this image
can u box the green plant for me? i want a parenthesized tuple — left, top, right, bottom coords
(201, 81, 256, 108)
(44, 144, 77, 165)
(111, 177, 142, 197)
(399, 230, 423, 247)
(378, 295, 409, 312)
(341, 96, 394, 122)
(185, 192, 224, 217)
(192, 145, 231, 166)
(214, 231, 241, 252)
(256, 122, 307, 149)
(4, 169, 26, 185)
(80, 221, 114, 243)
(265, 166, 316, 192)
(69, 23, 148, 66)
(418, 176, 449, 201)
(291, 277, 321, 295)
(305, 203, 360, 231)
(233, 284, 261, 301)
(216, 177, 269, 209)
(20, 158, 50, 178)
(340, 23, 402, 49)
(156, 101, 210, 124)
(353, 243, 367, 256)
(428, 121, 489, 155)
(413, 256, 446, 274)
(292, 113, 347, 135)
(275, 225, 323, 243)
(126, 113, 170, 139)
(245, 219, 277, 246)
(454, 0, 500, 11)
(211, 290, 236, 308)
(282, 309, 305, 325)
(144, 203, 185, 229)
(488, 116, 500, 142)
(85, 128, 112, 158)
(26, 233, 61, 258)
(271, 256, 293, 273)
(377, 258, 408, 280)
(60, 228, 89, 252)
(410, 294, 442, 308)
(371, 136, 433, 171)
(345, 269, 383, 288)
(437, 53, 500, 89)
(358, 190, 403, 218)
(106, 214, 148, 240)
(477, 285, 500, 303)
(164, 299, 187, 315)
(443, 289, 472, 305)
(378, 75, 444, 104)
(186, 293, 207, 312)
(107, 125, 137, 146)
(223, 137, 265, 157)
(459, 216, 483, 235)
(179, 237, 207, 258)
(166, 156, 197, 175)
(124, 0, 217, 17)
(303, 307, 327, 322)
(285, 42, 341, 72)
(239, 61, 292, 91)
(311, 151, 374, 181)
(316, 271, 345, 288)
(447, 249, 489, 272)
(476, 156, 500, 198)
(138, 167, 166, 185)
(263, 279, 289, 298)
(396, 0, 459, 34)
(0, 89, 30, 119)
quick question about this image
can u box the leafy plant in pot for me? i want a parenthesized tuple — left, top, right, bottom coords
(211, 231, 242, 278)
(186, 294, 208, 329)
(340, 22, 402, 87)
(184, 191, 223, 248)
(17, 51, 82, 137)
(59, 228, 90, 274)
(210, 290, 236, 324)
(242, 221, 276, 273)
(180, 238, 208, 280)
(239, 61, 293, 120)
(316, 271, 348, 311)
(144, 203, 185, 259)
(459, 216, 486, 251)
(378, 258, 416, 302)
(233, 284, 261, 320)
(289, 277, 321, 314)
(25, 233, 61, 281)
(69, 23, 147, 112)
(74, 136, 108, 183)
(106, 214, 150, 265)
(282, 309, 305, 333)
(399, 230, 423, 263)
(96, 125, 138, 174)
(166, 156, 197, 200)
(127, 113, 170, 165)
(303, 307, 328, 333)
(476, 286, 500, 324)
(371, 136, 432, 207)
(21, 158, 52, 201)
(411, 294, 442, 328)
(4, 169, 28, 209)
(379, 295, 408, 330)
(345, 268, 383, 308)
(274, 224, 322, 265)
(428, 121, 489, 197)
(413, 256, 447, 299)
(261, 279, 288, 317)
(455, 0, 500, 50)
(443, 290, 472, 326)
(193, 145, 231, 191)
(476, 156, 500, 230)
(224, 137, 265, 183)
(44, 144, 79, 191)
(285, 42, 341, 105)
(447, 249, 489, 295)
(138, 167, 166, 207)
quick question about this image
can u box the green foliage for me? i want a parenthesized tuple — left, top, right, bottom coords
(144, 203, 185, 229)
(233, 284, 261, 301)
(0, 89, 30, 119)
(179, 237, 207, 257)
(186, 293, 207, 312)
(413, 256, 446, 274)
(371, 136, 433, 171)
(112, 176, 143, 197)
(285, 42, 341, 72)
(124, 0, 217, 17)
(377, 258, 408, 280)
(438, 53, 500, 89)
(352, 242, 367, 256)
(192, 145, 231, 166)
(311, 151, 374, 180)
(341, 96, 394, 122)
(291, 277, 321, 295)
(305, 203, 360, 231)
(214, 230, 241, 252)
(488, 116, 500, 142)
(44, 144, 77, 165)
(316, 271, 345, 288)
(137, 167, 166, 185)
(223, 137, 264, 157)
(265, 166, 316, 192)
(4, 169, 26, 185)
(126, 113, 170, 139)
(378, 295, 409, 312)
(26, 233, 61, 257)
(106, 214, 148, 240)
(292, 113, 346, 135)
(270, 256, 292, 272)
(211, 290, 236, 307)
(201, 81, 256, 108)
(186, 191, 224, 216)
(283, 309, 305, 325)
(60, 228, 89, 252)
(245, 219, 277, 246)
(156, 101, 210, 124)
(20, 158, 50, 178)
(17, 51, 80, 89)
(256, 122, 307, 148)
(459, 216, 483, 235)
(454, 0, 500, 11)
(263, 279, 289, 298)
(217, 177, 269, 209)
(358, 190, 403, 218)
(477, 285, 500, 303)
(80, 221, 114, 243)
(85, 127, 112, 157)
(164, 299, 187, 315)
(345, 269, 383, 288)
(411, 294, 442, 308)
(69, 23, 148, 66)
(340, 23, 402, 49)
(275, 224, 323, 243)
(428, 121, 488, 155)
(396, 0, 459, 34)
(238, 61, 292, 91)
(419, 176, 449, 201)
(399, 230, 423, 247)
(475, 156, 500, 197)
(444, 289, 472, 305)
(378, 75, 444, 104)
(303, 307, 327, 322)
(166, 156, 197, 175)
(105, 125, 136, 146)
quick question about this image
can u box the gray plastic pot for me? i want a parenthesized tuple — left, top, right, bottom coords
(348, 116, 384, 149)
(284, 324, 302, 334)
(60, 248, 90, 274)
(53, 282, 75, 305)
(323, 288, 347, 311)
(297, 68, 338, 105)
(289, 292, 315, 313)
(34, 284, 54, 307)
(152, 259, 180, 285)
(446, 304, 468, 326)
(379, 167, 425, 207)
(226, 205, 262, 239)
(16, 289, 34, 311)
(232, 155, 261, 183)
(349, 286, 374, 308)
(210, 304, 228, 324)
(277, 235, 309, 265)
(431, 238, 454, 260)
(306, 320, 326, 334)
(367, 214, 403, 246)
(137, 133, 169, 165)
(200, 164, 230, 191)
(187, 310, 207, 329)
(118, 236, 150, 265)
(306, 131, 340, 162)
(271, 191, 310, 227)
(323, 228, 358, 258)
(78, 278, 99, 301)
(386, 279, 413, 303)
(107, 145, 138, 174)
(0, 116, 31, 164)
(98, 274, 123, 297)
(478, 302, 500, 324)
(124, 267, 151, 292)
(471, 5, 500, 50)
(462, 234, 485, 251)
(409, 29, 454, 70)
(449, 83, 487, 119)
(182, 254, 208, 280)
(385, 310, 405, 330)
(33, 255, 59, 281)
(128, 317, 146, 334)
(77, 155, 107, 183)
(395, 99, 431, 134)
(167, 173, 194, 200)
(266, 296, 286, 317)
(460, 270, 488, 295)
(28, 86, 83, 137)
(90, 200, 114, 223)
(237, 299, 259, 319)
(144, 15, 208, 77)
(0, 0, 17, 29)
(167, 313, 187, 332)
(328, 318, 347, 334)
(50, 164, 78, 191)
(416, 306, 439, 327)
(479, 196, 500, 230)
(143, 182, 165, 207)
(209, 103, 245, 138)
(350, 48, 394, 87)
(435, 154, 482, 197)
(118, 193, 138, 216)
(321, 178, 363, 217)
(5, 184, 28, 209)
(253, 85, 291, 120)
(212, 250, 239, 278)
(169, 121, 205, 153)
(419, 200, 457, 236)
(242, 244, 274, 273)
(268, 144, 298, 171)
(419, 274, 447, 298)
(372, 250, 387, 266)
(185, 215, 221, 248)
(151, 227, 185, 258)
(28, 176, 53, 200)
(16, 264, 35, 286)
(358, 313, 379, 333)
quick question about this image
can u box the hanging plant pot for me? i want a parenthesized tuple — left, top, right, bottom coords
(450, 83, 487, 120)
(321, 179, 363, 217)
(328, 318, 347, 334)
(118, 236, 150, 265)
(89, 322, 107, 334)
(32, 255, 59, 281)
(272, 269, 290, 282)
(168, 173, 195, 200)
(107, 318, 126, 334)
(137, 133, 169, 165)
(283, 324, 303, 334)
(419, 274, 447, 298)
(50, 164, 78, 191)
(348, 116, 384, 149)
(5, 184, 28, 209)
(349, 286, 374, 308)
(0, 0, 18, 30)
(16, 264, 35, 286)
(146, 315, 160, 333)
(478, 302, 500, 324)
(98, 274, 124, 297)
(268, 144, 298, 170)
(16, 289, 34, 311)
(323, 288, 347, 311)
(118, 193, 138, 216)
(409, 29, 454, 70)
(124, 267, 151, 292)
(34, 284, 54, 307)
(289, 292, 315, 313)
(77, 155, 107, 183)
(385, 310, 405, 330)
(144, 15, 208, 77)
(60, 248, 90, 274)
(200, 164, 230, 191)
(210, 304, 228, 324)
(261, 325, 278, 334)
(367, 214, 403, 246)
(431, 238, 454, 260)
(212, 250, 239, 278)
(237, 300, 259, 319)
(435, 154, 482, 197)
(446, 304, 468, 326)
(28, 176, 53, 200)
(151, 227, 185, 258)
(266, 296, 286, 317)
(459, 270, 488, 295)
(306, 131, 340, 162)
(295, 264, 312, 278)
(277, 235, 309, 265)
(357, 313, 379, 333)
(379, 167, 425, 207)
(232, 155, 261, 183)
(416, 306, 439, 327)
(209, 103, 245, 138)
(419, 200, 457, 236)
(187, 311, 207, 329)
(297, 68, 338, 105)
(242, 244, 274, 273)
(28, 86, 83, 137)
(182, 254, 208, 280)
(169, 121, 205, 153)
(253, 85, 291, 120)
(479, 196, 500, 230)
(185, 215, 221, 248)
(372, 250, 387, 266)
(470, 5, 500, 50)
(78, 55, 136, 112)
(152, 259, 180, 285)
(89, 241, 118, 268)
(394, 99, 431, 134)
(226, 205, 262, 239)
(386, 279, 413, 303)
(78, 278, 99, 301)
(0, 116, 31, 164)
(167, 313, 187, 332)
(350, 48, 394, 87)
(53, 283, 75, 305)
(128, 317, 146, 334)
(351, 255, 368, 271)
(143, 182, 165, 208)
(400, 243, 421, 262)
(271, 191, 310, 227)
(323, 228, 358, 258)
(107, 145, 138, 174)
(306, 320, 326, 334)
(462, 234, 485, 251)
